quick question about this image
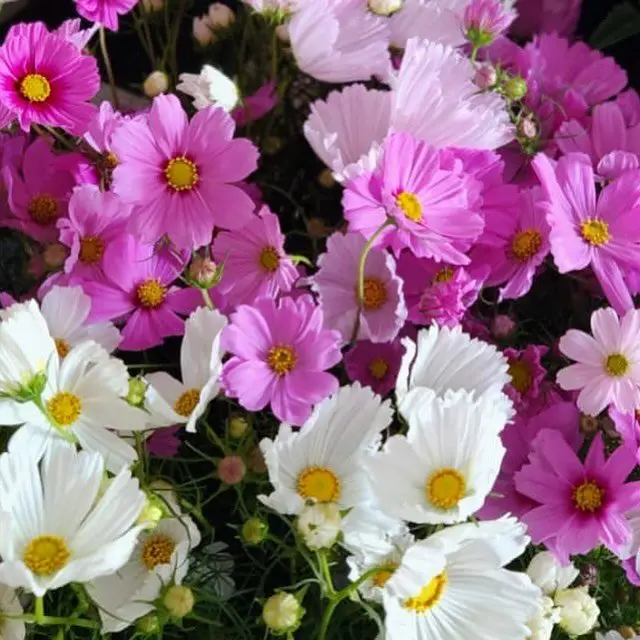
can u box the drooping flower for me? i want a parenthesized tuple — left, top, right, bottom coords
(82, 235, 201, 351)
(73, 0, 140, 31)
(515, 430, 640, 563)
(111, 94, 259, 249)
(463, 0, 516, 45)
(312, 232, 407, 344)
(0, 441, 146, 596)
(556, 307, 640, 416)
(221, 296, 342, 425)
(344, 339, 404, 396)
(0, 22, 99, 134)
(505, 344, 549, 409)
(259, 383, 392, 514)
(177, 64, 240, 112)
(54, 18, 99, 49)
(212, 207, 298, 310)
(344, 132, 482, 261)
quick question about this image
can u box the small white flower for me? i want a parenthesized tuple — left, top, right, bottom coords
(297, 502, 341, 550)
(554, 587, 600, 636)
(262, 592, 304, 635)
(0, 442, 146, 596)
(177, 65, 240, 112)
(526, 551, 579, 596)
(0, 585, 25, 640)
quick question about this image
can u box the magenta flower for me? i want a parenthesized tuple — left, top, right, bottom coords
(312, 232, 407, 344)
(534, 153, 640, 315)
(58, 185, 131, 282)
(505, 344, 549, 410)
(84, 101, 125, 157)
(82, 234, 202, 351)
(2, 138, 77, 243)
(343, 132, 481, 263)
(464, 0, 516, 43)
(511, 0, 582, 39)
(73, 0, 139, 31)
(515, 430, 640, 563)
(111, 94, 259, 250)
(0, 22, 99, 134)
(557, 307, 640, 416)
(55, 18, 99, 49)
(146, 426, 181, 458)
(221, 296, 342, 425)
(344, 339, 404, 396)
(211, 206, 297, 310)
(233, 82, 278, 127)
(609, 406, 640, 449)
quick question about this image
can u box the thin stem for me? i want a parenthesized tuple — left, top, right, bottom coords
(35, 597, 44, 625)
(201, 288, 214, 310)
(167, 0, 187, 84)
(317, 598, 339, 640)
(99, 27, 120, 110)
(318, 552, 336, 598)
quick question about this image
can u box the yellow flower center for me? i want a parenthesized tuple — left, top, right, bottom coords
(573, 480, 604, 512)
(396, 191, 422, 223)
(508, 359, 533, 393)
(136, 278, 167, 308)
(362, 277, 388, 311)
(368, 358, 389, 380)
(140, 534, 176, 570)
(426, 468, 466, 509)
(23, 535, 70, 576)
(605, 353, 629, 377)
(19, 73, 51, 103)
(259, 246, 280, 272)
(47, 391, 82, 427)
(165, 156, 199, 192)
(580, 219, 610, 246)
(511, 229, 542, 261)
(54, 338, 70, 358)
(433, 267, 455, 283)
(403, 573, 448, 613)
(296, 466, 341, 502)
(266, 345, 297, 376)
(372, 563, 398, 588)
(79, 235, 105, 264)
(28, 195, 58, 225)
(174, 388, 200, 417)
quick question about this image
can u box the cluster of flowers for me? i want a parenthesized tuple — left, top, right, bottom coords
(0, 0, 638, 638)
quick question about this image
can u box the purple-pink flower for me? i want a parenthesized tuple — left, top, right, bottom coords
(464, 0, 516, 43)
(609, 406, 640, 449)
(221, 296, 342, 425)
(73, 0, 139, 31)
(511, 0, 582, 39)
(146, 426, 181, 458)
(344, 339, 404, 397)
(505, 344, 548, 410)
(111, 94, 259, 250)
(232, 82, 278, 127)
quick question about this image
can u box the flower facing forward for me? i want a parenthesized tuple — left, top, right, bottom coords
(259, 383, 393, 514)
(557, 307, 640, 415)
(344, 339, 404, 396)
(0, 442, 146, 596)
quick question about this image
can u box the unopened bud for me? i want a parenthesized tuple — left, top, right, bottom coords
(142, 0, 163, 10)
(229, 415, 249, 439)
(163, 585, 195, 618)
(619, 626, 638, 639)
(43, 243, 69, 270)
(208, 3, 236, 28)
(248, 446, 267, 474)
(143, 71, 169, 98)
(491, 314, 516, 339)
(187, 256, 220, 288)
(518, 116, 538, 140)
(275, 24, 290, 43)
(136, 614, 161, 633)
(242, 517, 269, 545)
(262, 593, 304, 635)
(193, 16, 215, 46)
(218, 455, 246, 485)
(317, 169, 336, 189)
(474, 64, 497, 90)
(127, 377, 147, 407)
(504, 76, 527, 101)
(306, 217, 331, 239)
(137, 497, 164, 529)
(579, 413, 599, 436)
(368, 0, 403, 16)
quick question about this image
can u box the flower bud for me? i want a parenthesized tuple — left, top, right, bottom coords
(208, 3, 236, 28)
(518, 116, 538, 140)
(580, 413, 599, 436)
(554, 587, 599, 636)
(368, 0, 403, 16)
(218, 455, 246, 485)
(504, 75, 528, 101)
(474, 64, 497, 90)
(136, 614, 161, 633)
(163, 585, 195, 618)
(262, 593, 304, 635)
(43, 243, 69, 270)
(526, 551, 579, 596)
(491, 314, 516, 339)
(229, 415, 249, 439)
(137, 497, 164, 530)
(275, 24, 290, 43)
(193, 16, 215, 46)
(143, 71, 169, 98)
(242, 517, 269, 545)
(297, 502, 341, 551)
(187, 255, 220, 288)
(127, 377, 147, 407)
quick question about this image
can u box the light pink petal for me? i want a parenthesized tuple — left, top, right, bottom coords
(148, 94, 188, 157)
(577, 376, 615, 416)
(590, 307, 622, 352)
(558, 329, 605, 365)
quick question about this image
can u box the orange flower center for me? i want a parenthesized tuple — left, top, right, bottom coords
(361, 277, 388, 311)
(28, 195, 58, 225)
(511, 229, 542, 261)
(79, 235, 105, 264)
(136, 278, 167, 308)
(267, 345, 297, 376)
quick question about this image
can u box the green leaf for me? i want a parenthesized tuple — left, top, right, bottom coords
(590, 1, 640, 49)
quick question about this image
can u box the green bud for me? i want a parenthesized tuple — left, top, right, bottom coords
(262, 593, 304, 636)
(126, 377, 147, 407)
(136, 613, 161, 633)
(242, 517, 269, 545)
(163, 585, 195, 618)
(503, 76, 528, 101)
(229, 415, 250, 439)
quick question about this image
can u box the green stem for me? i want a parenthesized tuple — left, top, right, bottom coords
(201, 288, 214, 310)
(99, 27, 120, 110)
(317, 598, 339, 640)
(318, 551, 336, 597)
(35, 597, 44, 625)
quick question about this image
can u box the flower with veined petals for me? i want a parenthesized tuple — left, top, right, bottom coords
(344, 339, 404, 396)
(73, 0, 140, 31)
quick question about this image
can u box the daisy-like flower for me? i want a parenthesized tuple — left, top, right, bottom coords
(82, 235, 201, 351)
(304, 84, 391, 182)
(516, 430, 640, 563)
(58, 185, 131, 283)
(111, 94, 259, 250)
(88, 511, 201, 632)
(381, 517, 540, 640)
(221, 296, 342, 425)
(505, 345, 549, 409)
(0, 585, 24, 640)
(312, 232, 407, 344)
(344, 132, 482, 262)
(288, 0, 391, 83)
(557, 307, 640, 415)
(259, 383, 393, 514)
(366, 389, 507, 524)
(73, 0, 139, 31)
(534, 153, 640, 315)
(0, 22, 99, 134)
(344, 339, 404, 396)
(212, 207, 298, 310)
(146, 307, 227, 433)
(0, 441, 146, 596)
(177, 65, 240, 112)
(390, 38, 514, 150)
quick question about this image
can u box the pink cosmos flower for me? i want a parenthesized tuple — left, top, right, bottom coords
(2, 138, 77, 243)
(344, 339, 404, 396)
(84, 101, 125, 157)
(73, 0, 139, 31)
(111, 94, 259, 250)
(464, 0, 516, 43)
(57, 185, 131, 282)
(221, 296, 342, 425)
(557, 307, 640, 416)
(343, 132, 482, 262)
(505, 344, 549, 410)
(312, 232, 407, 344)
(479, 401, 581, 521)
(0, 22, 99, 134)
(146, 426, 181, 458)
(533, 153, 640, 315)
(211, 206, 297, 310)
(608, 406, 640, 449)
(55, 18, 99, 49)
(233, 82, 278, 127)
(82, 234, 202, 351)
(511, 0, 582, 39)
(515, 430, 640, 563)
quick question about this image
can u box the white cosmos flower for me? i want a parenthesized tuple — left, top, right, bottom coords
(176, 65, 240, 112)
(7, 341, 148, 473)
(0, 442, 146, 596)
(528, 596, 560, 640)
(366, 389, 506, 524)
(0, 585, 25, 640)
(381, 517, 540, 640)
(87, 513, 201, 632)
(259, 383, 393, 515)
(396, 323, 512, 422)
(146, 307, 227, 433)
(526, 551, 579, 597)
(40, 286, 121, 357)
